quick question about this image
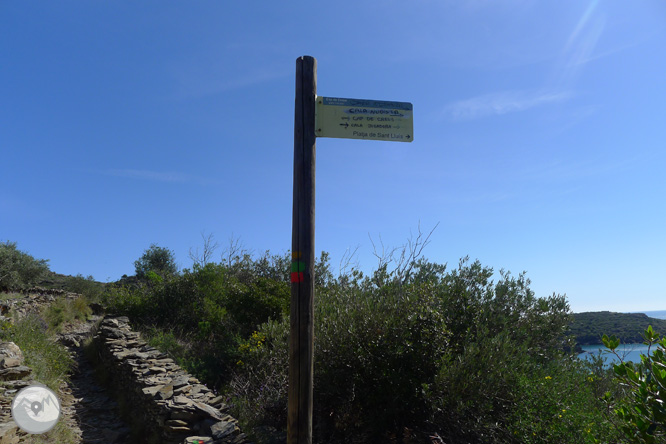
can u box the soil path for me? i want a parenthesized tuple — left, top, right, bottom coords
(57, 316, 132, 443)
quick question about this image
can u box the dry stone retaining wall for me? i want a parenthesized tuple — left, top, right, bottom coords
(92, 316, 250, 444)
(0, 342, 35, 443)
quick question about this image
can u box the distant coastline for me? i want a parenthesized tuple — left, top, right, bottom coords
(634, 310, 666, 320)
(570, 310, 666, 346)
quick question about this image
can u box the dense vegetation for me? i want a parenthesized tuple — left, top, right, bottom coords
(0, 241, 50, 291)
(102, 242, 628, 443)
(572, 311, 666, 345)
(4, 239, 666, 443)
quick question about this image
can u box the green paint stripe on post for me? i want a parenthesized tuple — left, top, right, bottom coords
(291, 261, 305, 272)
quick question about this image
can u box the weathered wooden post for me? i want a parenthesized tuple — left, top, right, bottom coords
(288, 55, 316, 444)
(288, 55, 413, 443)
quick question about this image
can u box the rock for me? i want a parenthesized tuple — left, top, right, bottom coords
(0, 358, 21, 369)
(89, 316, 250, 443)
(89, 302, 104, 314)
(0, 421, 18, 439)
(192, 401, 223, 421)
(0, 343, 23, 369)
(157, 384, 174, 400)
(142, 385, 164, 397)
(0, 366, 31, 381)
(211, 420, 237, 440)
(172, 375, 191, 389)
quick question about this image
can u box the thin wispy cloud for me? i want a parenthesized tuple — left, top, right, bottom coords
(103, 169, 217, 186)
(552, 0, 605, 86)
(565, 0, 600, 52)
(171, 59, 291, 99)
(444, 89, 573, 120)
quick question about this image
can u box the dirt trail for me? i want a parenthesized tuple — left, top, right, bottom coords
(56, 316, 132, 443)
(0, 313, 133, 443)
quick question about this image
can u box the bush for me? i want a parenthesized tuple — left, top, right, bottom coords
(102, 258, 292, 388)
(65, 274, 104, 301)
(604, 327, 666, 443)
(229, 257, 617, 444)
(0, 241, 50, 291)
(230, 261, 448, 441)
(134, 244, 178, 279)
(505, 358, 620, 444)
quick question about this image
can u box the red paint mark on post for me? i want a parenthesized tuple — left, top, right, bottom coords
(291, 272, 304, 283)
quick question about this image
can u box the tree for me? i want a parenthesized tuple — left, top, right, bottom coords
(134, 244, 178, 279)
(188, 231, 220, 268)
(0, 241, 50, 291)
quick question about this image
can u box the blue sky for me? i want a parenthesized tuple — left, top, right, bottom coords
(2, 1, 665, 313)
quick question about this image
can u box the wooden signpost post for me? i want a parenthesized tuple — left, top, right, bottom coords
(289, 55, 413, 444)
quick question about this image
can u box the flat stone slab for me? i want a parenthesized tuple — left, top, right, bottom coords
(0, 366, 31, 381)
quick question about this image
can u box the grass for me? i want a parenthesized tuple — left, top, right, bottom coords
(0, 291, 24, 302)
(42, 296, 92, 332)
(0, 296, 93, 443)
(0, 314, 73, 391)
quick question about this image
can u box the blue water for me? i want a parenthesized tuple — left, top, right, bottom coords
(578, 343, 653, 365)
(639, 310, 666, 320)
(576, 309, 666, 364)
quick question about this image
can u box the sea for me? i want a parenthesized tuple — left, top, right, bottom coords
(577, 310, 666, 365)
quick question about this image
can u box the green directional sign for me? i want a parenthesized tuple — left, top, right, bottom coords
(315, 97, 413, 142)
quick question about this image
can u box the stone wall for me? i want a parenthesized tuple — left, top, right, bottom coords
(0, 289, 79, 321)
(91, 316, 250, 444)
(0, 342, 34, 444)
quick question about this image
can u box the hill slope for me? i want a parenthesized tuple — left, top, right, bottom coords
(571, 311, 666, 345)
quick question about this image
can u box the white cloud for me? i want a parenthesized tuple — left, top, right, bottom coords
(444, 89, 573, 120)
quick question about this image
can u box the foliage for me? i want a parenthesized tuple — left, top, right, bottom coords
(311, 280, 449, 441)
(42, 296, 92, 332)
(604, 327, 666, 443)
(103, 250, 296, 387)
(64, 273, 105, 301)
(0, 314, 73, 391)
(573, 312, 666, 346)
(134, 243, 178, 279)
(0, 241, 50, 291)
(229, 257, 617, 444)
(104, 237, 627, 444)
(505, 358, 620, 444)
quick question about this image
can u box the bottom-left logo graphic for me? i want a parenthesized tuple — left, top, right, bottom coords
(11, 385, 61, 434)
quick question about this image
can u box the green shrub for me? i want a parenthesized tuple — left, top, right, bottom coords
(231, 277, 450, 441)
(604, 327, 666, 443)
(65, 274, 104, 301)
(0, 241, 50, 291)
(229, 257, 613, 444)
(134, 243, 178, 279)
(102, 284, 154, 319)
(505, 359, 620, 444)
